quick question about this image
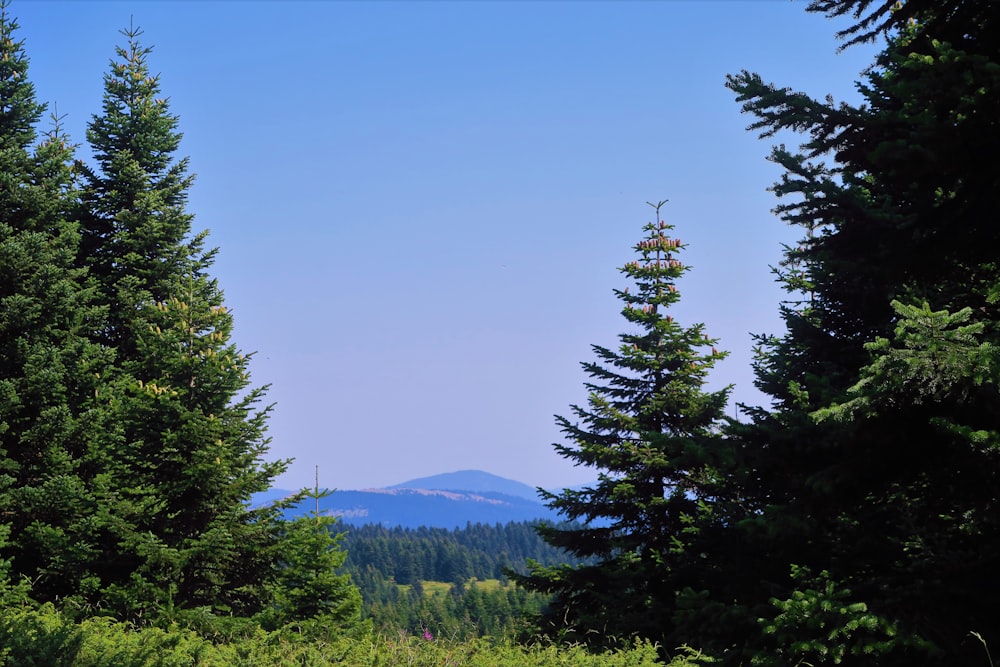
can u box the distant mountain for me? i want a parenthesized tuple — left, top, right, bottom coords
(314, 487, 561, 529)
(257, 470, 564, 529)
(388, 469, 542, 502)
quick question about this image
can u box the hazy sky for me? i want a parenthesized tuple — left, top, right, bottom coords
(16, 1, 879, 492)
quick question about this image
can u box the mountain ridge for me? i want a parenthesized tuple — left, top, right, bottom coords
(259, 469, 564, 529)
(386, 469, 542, 502)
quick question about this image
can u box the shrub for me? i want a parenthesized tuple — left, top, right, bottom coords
(0, 603, 710, 666)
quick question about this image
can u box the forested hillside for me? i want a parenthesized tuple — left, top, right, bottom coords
(341, 521, 585, 584)
(339, 521, 590, 638)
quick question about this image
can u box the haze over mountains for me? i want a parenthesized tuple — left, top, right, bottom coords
(262, 470, 571, 529)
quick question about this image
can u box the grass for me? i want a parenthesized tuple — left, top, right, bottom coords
(397, 578, 516, 599)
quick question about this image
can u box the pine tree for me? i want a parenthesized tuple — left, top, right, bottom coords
(722, 1, 1000, 663)
(518, 202, 730, 650)
(76, 23, 289, 621)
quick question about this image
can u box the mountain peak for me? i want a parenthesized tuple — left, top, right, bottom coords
(254, 470, 563, 528)
(388, 469, 541, 502)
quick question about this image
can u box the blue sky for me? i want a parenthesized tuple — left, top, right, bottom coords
(16, 1, 879, 492)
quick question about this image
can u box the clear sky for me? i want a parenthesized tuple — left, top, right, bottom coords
(15, 1, 879, 492)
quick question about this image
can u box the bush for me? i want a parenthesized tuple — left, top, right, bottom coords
(0, 604, 713, 666)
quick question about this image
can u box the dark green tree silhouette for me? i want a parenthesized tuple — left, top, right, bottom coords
(722, 1, 1000, 663)
(518, 202, 730, 650)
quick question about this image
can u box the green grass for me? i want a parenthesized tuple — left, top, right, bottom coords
(466, 577, 505, 593)
(421, 580, 453, 597)
(397, 578, 517, 599)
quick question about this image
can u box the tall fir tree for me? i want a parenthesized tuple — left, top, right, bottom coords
(518, 202, 730, 651)
(0, 0, 111, 606)
(721, 1, 1000, 663)
(76, 23, 290, 621)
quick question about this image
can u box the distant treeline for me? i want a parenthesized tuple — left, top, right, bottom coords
(336, 521, 589, 637)
(338, 521, 587, 585)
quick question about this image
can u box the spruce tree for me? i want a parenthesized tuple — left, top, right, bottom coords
(76, 23, 289, 621)
(519, 202, 730, 650)
(722, 1, 1000, 663)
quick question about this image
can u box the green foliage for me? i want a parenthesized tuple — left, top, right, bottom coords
(816, 300, 999, 421)
(3, 0, 999, 662)
(342, 520, 588, 584)
(721, 1, 1000, 663)
(66, 22, 290, 620)
(0, 525, 29, 611)
(518, 202, 732, 653)
(753, 567, 923, 666)
(364, 576, 550, 640)
(337, 520, 599, 639)
(0, 0, 114, 608)
(0, 6, 321, 632)
(78, 21, 198, 333)
(260, 483, 362, 632)
(0, 603, 676, 667)
(0, 0, 40, 152)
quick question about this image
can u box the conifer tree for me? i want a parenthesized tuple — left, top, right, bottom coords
(79, 22, 200, 353)
(260, 473, 362, 633)
(76, 23, 289, 621)
(722, 1, 1000, 663)
(0, 0, 110, 605)
(519, 202, 730, 649)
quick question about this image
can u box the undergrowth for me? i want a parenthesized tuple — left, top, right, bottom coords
(0, 603, 712, 666)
